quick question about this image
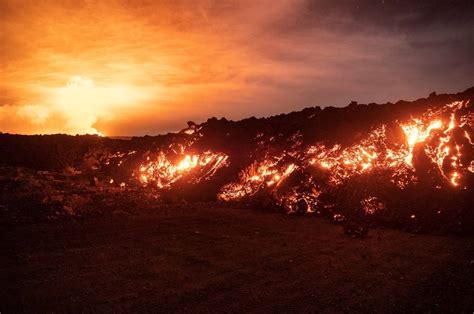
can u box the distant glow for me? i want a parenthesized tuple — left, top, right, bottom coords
(0, 74, 152, 135)
(18, 105, 49, 125)
(46, 75, 149, 135)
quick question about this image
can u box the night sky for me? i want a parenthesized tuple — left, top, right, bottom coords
(1, 0, 473, 135)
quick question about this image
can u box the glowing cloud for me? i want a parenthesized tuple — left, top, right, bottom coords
(0, 75, 153, 135)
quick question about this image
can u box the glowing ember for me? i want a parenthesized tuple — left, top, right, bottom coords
(361, 196, 383, 215)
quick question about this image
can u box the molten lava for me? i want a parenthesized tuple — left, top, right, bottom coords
(100, 99, 471, 226)
(217, 100, 473, 214)
(137, 151, 228, 189)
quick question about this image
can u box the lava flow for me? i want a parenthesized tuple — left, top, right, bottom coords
(217, 100, 473, 219)
(59, 94, 474, 231)
(137, 151, 229, 189)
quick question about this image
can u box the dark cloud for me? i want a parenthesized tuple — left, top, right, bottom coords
(302, 0, 474, 29)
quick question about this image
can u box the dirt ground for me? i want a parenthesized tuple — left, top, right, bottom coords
(1, 206, 473, 313)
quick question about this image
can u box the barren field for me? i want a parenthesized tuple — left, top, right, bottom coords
(1, 206, 473, 313)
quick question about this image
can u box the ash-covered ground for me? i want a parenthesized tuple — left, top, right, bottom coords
(1, 88, 473, 312)
(1, 200, 473, 312)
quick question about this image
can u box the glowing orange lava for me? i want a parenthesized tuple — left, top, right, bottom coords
(218, 100, 473, 212)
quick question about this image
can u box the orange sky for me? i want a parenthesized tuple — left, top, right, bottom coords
(1, 0, 472, 135)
